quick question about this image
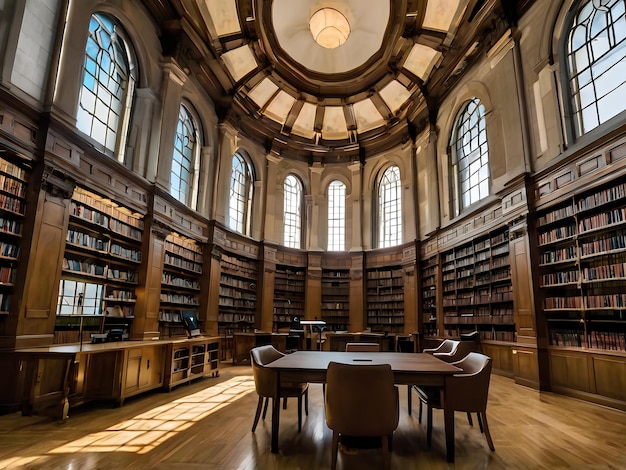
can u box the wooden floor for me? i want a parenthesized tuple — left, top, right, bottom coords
(1, 363, 626, 470)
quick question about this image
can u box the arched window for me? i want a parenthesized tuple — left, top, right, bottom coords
(450, 98, 489, 215)
(284, 174, 303, 249)
(77, 13, 136, 162)
(378, 165, 402, 248)
(328, 180, 346, 251)
(228, 152, 253, 235)
(170, 104, 200, 208)
(566, 0, 626, 137)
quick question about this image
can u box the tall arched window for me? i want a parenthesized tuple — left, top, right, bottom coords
(378, 165, 402, 248)
(170, 104, 200, 208)
(328, 180, 346, 251)
(284, 174, 303, 249)
(566, 0, 626, 137)
(228, 152, 253, 235)
(450, 98, 489, 215)
(77, 13, 136, 162)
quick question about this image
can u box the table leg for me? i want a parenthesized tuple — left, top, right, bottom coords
(271, 372, 281, 453)
(443, 379, 455, 463)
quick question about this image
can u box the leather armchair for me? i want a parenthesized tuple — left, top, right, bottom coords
(325, 361, 399, 470)
(250, 345, 309, 432)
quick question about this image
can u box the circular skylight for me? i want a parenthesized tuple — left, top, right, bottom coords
(309, 8, 351, 49)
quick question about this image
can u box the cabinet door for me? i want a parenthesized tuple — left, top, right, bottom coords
(139, 345, 164, 389)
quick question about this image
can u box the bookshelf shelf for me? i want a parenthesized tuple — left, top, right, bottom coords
(439, 226, 515, 342)
(165, 337, 220, 391)
(321, 268, 350, 332)
(0, 151, 29, 316)
(536, 178, 626, 352)
(218, 251, 258, 335)
(56, 187, 144, 343)
(365, 265, 404, 333)
(160, 234, 203, 338)
(273, 265, 305, 331)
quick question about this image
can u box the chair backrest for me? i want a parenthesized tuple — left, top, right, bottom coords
(433, 340, 479, 363)
(325, 361, 399, 437)
(446, 352, 492, 412)
(424, 339, 459, 355)
(345, 342, 380, 352)
(250, 345, 284, 398)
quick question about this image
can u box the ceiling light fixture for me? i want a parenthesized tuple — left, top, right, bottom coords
(309, 8, 350, 49)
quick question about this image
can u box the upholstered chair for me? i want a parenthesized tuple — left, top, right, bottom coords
(325, 361, 399, 470)
(416, 352, 495, 451)
(250, 345, 309, 432)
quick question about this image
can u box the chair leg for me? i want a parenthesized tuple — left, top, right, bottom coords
(331, 430, 339, 470)
(480, 411, 495, 451)
(407, 385, 412, 415)
(467, 412, 474, 426)
(477, 411, 484, 433)
(283, 397, 288, 409)
(251, 396, 264, 432)
(262, 396, 270, 419)
(426, 405, 433, 446)
(418, 399, 423, 424)
(382, 433, 391, 470)
(297, 395, 303, 432)
(304, 389, 309, 415)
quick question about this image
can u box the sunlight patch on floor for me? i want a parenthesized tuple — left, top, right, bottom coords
(0, 376, 255, 468)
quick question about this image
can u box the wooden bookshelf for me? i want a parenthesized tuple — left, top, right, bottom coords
(420, 254, 438, 336)
(56, 187, 144, 343)
(164, 336, 220, 391)
(0, 151, 29, 316)
(536, 178, 626, 352)
(365, 265, 404, 333)
(273, 264, 305, 331)
(440, 226, 515, 342)
(159, 234, 203, 338)
(321, 268, 350, 331)
(218, 252, 258, 335)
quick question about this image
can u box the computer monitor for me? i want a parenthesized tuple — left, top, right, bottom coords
(181, 310, 201, 338)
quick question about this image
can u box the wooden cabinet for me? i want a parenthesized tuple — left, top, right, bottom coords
(164, 336, 220, 391)
(122, 344, 165, 400)
(159, 234, 203, 338)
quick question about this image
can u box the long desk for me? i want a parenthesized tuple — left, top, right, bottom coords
(267, 351, 461, 462)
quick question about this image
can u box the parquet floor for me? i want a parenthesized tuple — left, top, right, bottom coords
(1, 363, 625, 469)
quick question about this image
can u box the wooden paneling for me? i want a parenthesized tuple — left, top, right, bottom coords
(593, 355, 626, 402)
(549, 350, 592, 393)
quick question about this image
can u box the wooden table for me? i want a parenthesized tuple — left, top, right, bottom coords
(266, 351, 461, 462)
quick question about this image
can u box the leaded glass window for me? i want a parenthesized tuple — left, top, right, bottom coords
(378, 166, 402, 248)
(228, 153, 253, 235)
(328, 180, 346, 251)
(284, 174, 303, 249)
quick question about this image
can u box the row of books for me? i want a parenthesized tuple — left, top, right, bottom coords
(579, 207, 626, 232)
(159, 293, 199, 305)
(0, 217, 21, 235)
(219, 298, 256, 309)
(0, 241, 19, 258)
(164, 253, 202, 273)
(537, 204, 575, 226)
(580, 233, 626, 256)
(221, 259, 256, 277)
(367, 269, 403, 280)
(162, 272, 200, 290)
(73, 188, 144, 229)
(540, 246, 577, 264)
(165, 239, 203, 260)
(105, 289, 135, 300)
(110, 243, 141, 261)
(0, 292, 11, 311)
(542, 270, 579, 286)
(549, 328, 626, 351)
(545, 296, 583, 309)
(538, 224, 576, 245)
(366, 277, 403, 288)
(583, 262, 626, 281)
(0, 193, 23, 214)
(67, 229, 109, 251)
(219, 278, 256, 293)
(586, 294, 626, 308)
(218, 312, 254, 323)
(0, 159, 27, 180)
(0, 174, 25, 198)
(71, 203, 142, 240)
(577, 181, 626, 212)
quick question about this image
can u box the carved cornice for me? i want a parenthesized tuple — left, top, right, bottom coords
(151, 220, 172, 240)
(41, 165, 75, 198)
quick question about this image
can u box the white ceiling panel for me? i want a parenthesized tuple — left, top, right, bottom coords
(248, 78, 279, 108)
(292, 102, 317, 139)
(403, 44, 441, 80)
(422, 0, 461, 32)
(322, 106, 349, 140)
(205, 0, 241, 37)
(353, 99, 385, 133)
(222, 45, 258, 82)
(379, 80, 411, 114)
(264, 90, 296, 124)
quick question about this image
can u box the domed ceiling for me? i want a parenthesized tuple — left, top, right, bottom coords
(144, 0, 522, 163)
